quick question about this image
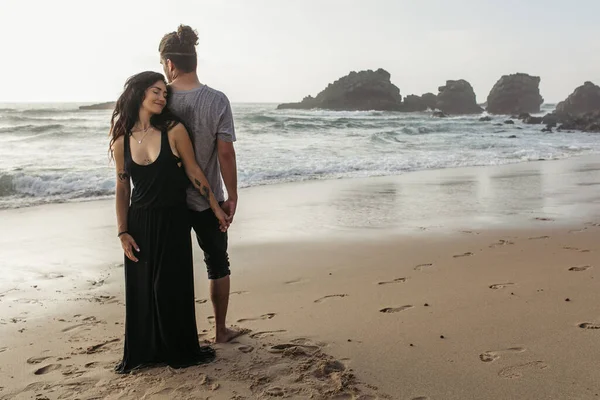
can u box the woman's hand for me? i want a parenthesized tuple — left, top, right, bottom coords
(213, 205, 231, 232)
(120, 233, 140, 262)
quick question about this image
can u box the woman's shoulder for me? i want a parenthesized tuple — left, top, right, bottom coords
(111, 134, 125, 151)
(167, 121, 188, 136)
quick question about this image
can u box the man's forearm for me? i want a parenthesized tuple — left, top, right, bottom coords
(219, 152, 238, 200)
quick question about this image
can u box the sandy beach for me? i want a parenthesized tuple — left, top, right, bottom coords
(1, 156, 600, 399)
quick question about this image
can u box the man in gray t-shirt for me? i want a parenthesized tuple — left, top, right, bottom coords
(168, 85, 236, 210)
(159, 25, 240, 343)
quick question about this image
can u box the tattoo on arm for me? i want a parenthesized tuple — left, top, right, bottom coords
(118, 171, 130, 182)
(195, 178, 210, 200)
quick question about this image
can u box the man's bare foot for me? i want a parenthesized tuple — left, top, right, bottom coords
(214, 326, 248, 343)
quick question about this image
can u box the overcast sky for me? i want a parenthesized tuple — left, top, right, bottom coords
(1, 0, 598, 103)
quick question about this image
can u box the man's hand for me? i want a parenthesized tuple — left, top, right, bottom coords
(221, 198, 237, 223)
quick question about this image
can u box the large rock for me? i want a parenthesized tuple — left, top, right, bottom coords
(486, 73, 544, 115)
(79, 102, 116, 110)
(401, 95, 428, 112)
(555, 81, 600, 115)
(436, 80, 483, 114)
(556, 111, 600, 133)
(277, 68, 403, 111)
(421, 93, 437, 110)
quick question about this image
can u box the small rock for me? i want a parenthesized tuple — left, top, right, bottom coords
(565, 298, 571, 302)
(424, 303, 429, 307)
(524, 116, 543, 124)
(440, 335, 445, 339)
(504, 120, 515, 124)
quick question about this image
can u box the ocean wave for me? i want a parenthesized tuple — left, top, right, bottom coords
(0, 124, 65, 134)
(244, 115, 280, 124)
(0, 115, 87, 124)
(21, 108, 76, 115)
(0, 170, 114, 200)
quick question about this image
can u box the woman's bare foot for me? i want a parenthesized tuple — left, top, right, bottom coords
(215, 326, 248, 343)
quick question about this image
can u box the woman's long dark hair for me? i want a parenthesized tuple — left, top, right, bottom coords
(109, 71, 179, 159)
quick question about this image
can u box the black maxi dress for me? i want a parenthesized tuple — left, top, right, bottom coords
(115, 129, 215, 373)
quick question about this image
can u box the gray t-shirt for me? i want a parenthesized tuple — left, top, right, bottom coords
(168, 85, 236, 212)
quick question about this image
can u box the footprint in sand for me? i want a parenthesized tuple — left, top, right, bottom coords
(498, 361, 549, 379)
(268, 342, 320, 354)
(13, 298, 42, 305)
(489, 283, 515, 290)
(264, 387, 285, 397)
(231, 291, 248, 296)
(563, 247, 591, 253)
(489, 239, 515, 248)
(529, 236, 550, 240)
(412, 397, 431, 400)
(453, 252, 474, 258)
(0, 347, 6, 353)
(237, 313, 276, 323)
(195, 298, 207, 304)
(290, 337, 325, 347)
(534, 217, 554, 222)
(89, 279, 105, 287)
(414, 263, 433, 271)
(27, 356, 51, 365)
(578, 322, 600, 330)
(314, 294, 348, 303)
(284, 278, 307, 285)
(378, 277, 407, 285)
(34, 364, 62, 375)
(61, 323, 89, 333)
(479, 347, 525, 362)
(85, 338, 120, 354)
(237, 345, 254, 353)
(44, 273, 64, 279)
(332, 394, 377, 400)
(569, 228, 587, 233)
(379, 305, 413, 313)
(569, 265, 592, 272)
(249, 330, 287, 339)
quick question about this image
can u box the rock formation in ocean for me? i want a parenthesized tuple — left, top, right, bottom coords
(436, 80, 483, 114)
(277, 69, 403, 111)
(79, 102, 116, 110)
(525, 82, 600, 132)
(555, 111, 600, 132)
(555, 81, 600, 115)
(401, 95, 428, 112)
(486, 73, 544, 115)
(420, 93, 438, 110)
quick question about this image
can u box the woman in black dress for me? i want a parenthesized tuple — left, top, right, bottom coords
(109, 71, 229, 373)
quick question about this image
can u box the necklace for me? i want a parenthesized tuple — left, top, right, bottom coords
(130, 125, 152, 144)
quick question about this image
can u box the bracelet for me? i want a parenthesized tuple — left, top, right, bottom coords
(117, 231, 128, 237)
